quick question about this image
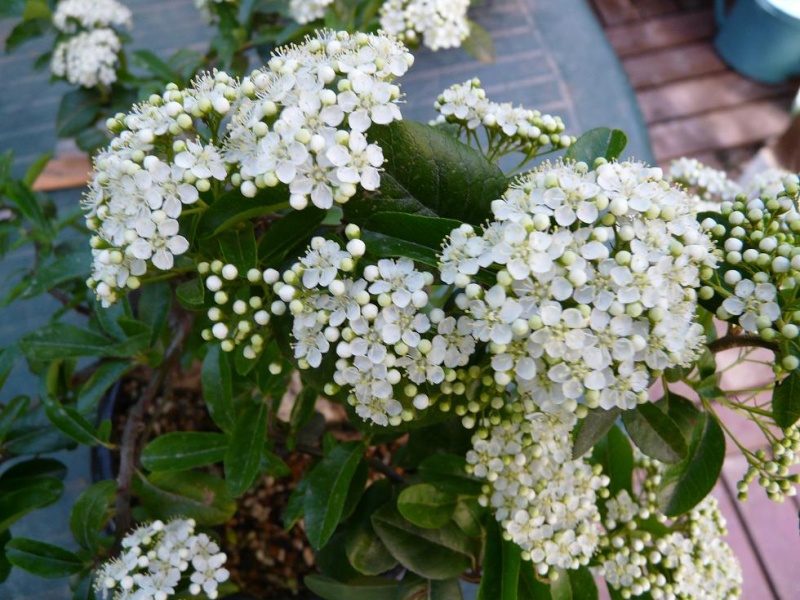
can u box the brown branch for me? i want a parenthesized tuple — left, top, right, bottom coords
(706, 334, 780, 355)
(48, 289, 91, 315)
(112, 311, 193, 554)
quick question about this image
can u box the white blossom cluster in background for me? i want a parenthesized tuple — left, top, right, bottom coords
(439, 159, 717, 413)
(51, 0, 131, 88)
(595, 457, 742, 599)
(667, 157, 791, 209)
(83, 30, 413, 306)
(289, 0, 335, 25)
(379, 0, 471, 51)
(466, 409, 608, 576)
(94, 518, 230, 600)
(269, 226, 475, 426)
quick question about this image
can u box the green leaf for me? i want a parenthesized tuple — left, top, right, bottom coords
(345, 480, 398, 576)
(283, 477, 309, 530)
(77, 361, 130, 412)
(137, 280, 171, 345)
(19, 249, 89, 301)
(462, 20, 496, 63)
(132, 49, 179, 82)
(0, 346, 22, 393)
(201, 345, 235, 432)
(5, 538, 83, 578)
(70, 480, 116, 551)
(550, 567, 597, 600)
(0, 396, 29, 443)
(398, 483, 457, 529)
(142, 432, 228, 472)
(573, 407, 621, 459)
(564, 128, 628, 165)
(622, 402, 687, 463)
(773, 370, 800, 427)
(225, 399, 267, 497)
(4, 18, 50, 52)
(316, 531, 361, 582)
(478, 518, 520, 600)
(197, 187, 287, 237)
(19, 323, 142, 360)
(358, 230, 441, 267)
(260, 448, 290, 477)
(657, 413, 725, 516)
(56, 89, 102, 138)
(217, 223, 257, 273)
(305, 574, 398, 600)
(22, 153, 52, 188)
(591, 425, 633, 496)
(304, 441, 365, 549)
(134, 470, 236, 526)
(176, 278, 205, 309)
(345, 121, 507, 226)
(0, 478, 63, 532)
(0, 458, 67, 485)
(371, 503, 474, 580)
(363, 212, 461, 251)
(451, 498, 485, 538)
(22, 0, 50, 20)
(518, 563, 552, 600)
(0, 530, 11, 583)
(41, 395, 105, 447)
(418, 454, 483, 496)
(258, 206, 326, 264)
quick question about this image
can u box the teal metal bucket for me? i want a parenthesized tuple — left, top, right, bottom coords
(715, 0, 800, 83)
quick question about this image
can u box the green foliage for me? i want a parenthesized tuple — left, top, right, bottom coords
(134, 470, 236, 526)
(564, 128, 628, 164)
(201, 344, 236, 432)
(591, 425, 633, 496)
(224, 399, 268, 496)
(141, 432, 228, 472)
(5, 538, 84, 578)
(572, 407, 621, 459)
(70, 480, 117, 551)
(478, 519, 522, 600)
(397, 483, 458, 529)
(773, 370, 800, 427)
(622, 402, 688, 463)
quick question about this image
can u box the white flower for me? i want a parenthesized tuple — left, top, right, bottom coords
(722, 279, 780, 333)
(51, 28, 122, 87)
(53, 0, 132, 33)
(326, 131, 383, 190)
(174, 140, 227, 182)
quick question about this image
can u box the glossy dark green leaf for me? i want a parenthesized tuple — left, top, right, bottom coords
(225, 399, 268, 497)
(19, 323, 144, 360)
(371, 503, 474, 580)
(134, 470, 236, 526)
(5, 538, 83, 578)
(591, 425, 633, 496)
(283, 477, 309, 530)
(359, 230, 441, 267)
(201, 345, 235, 432)
(451, 498, 485, 538)
(22, 152, 52, 188)
(418, 454, 483, 496)
(176, 278, 205, 309)
(197, 186, 287, 237)
(217, 223, 257, 273)
(462, 20, 496, 63)
(341, 460, 368, 522)
(0, 478, 63, 532)
(56, 89, 102, 138)
(0, 346, 21, 393)
(478, 518, 520, 600)
(258, 206, 326, 264)
(22, 0, 50, 20)
(304, 441, 365, 549)
(363, 212, 461, 252)
(132, 49, 179, 82)
(77, 361, 130, 412)
(397, 483, 457, 530)
(773, 370, 800, 428)
(622, 402, 687, 463)
(573, 407, 621, 459)
(518, 562, 552, 600)
(305, 574, 397, 600)
(260, 448, 290, 477)
(4, 18, 50, 52)
(20, 250, 89, 300)
(0, 396, 28, 442)
(137, 280, 171, 345)
(345, 480, 397, 576)
(70, 480, 116, 551)
(4, 407, 74, 456)
(564, 128, 627, 165)
(345, 121, 507, 226)
(41, 395, 104, 447)
(0, 530, 11, 583)
(657, 413, 725, 516)
(316, 530, 361, 582)
(0, 458, 67, 485)
(550, 567, 597, 600)
(142, 432, 228, 472)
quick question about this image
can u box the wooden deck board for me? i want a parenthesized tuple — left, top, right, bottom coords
(605, 10, 715, 57)
(622, 43, 727, 89)
(32, 154, 92, 192)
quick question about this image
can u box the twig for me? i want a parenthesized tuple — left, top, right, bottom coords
(48, 289, 91, 316)
(706, 334, 780, 355)
(112, 311, 193, 554)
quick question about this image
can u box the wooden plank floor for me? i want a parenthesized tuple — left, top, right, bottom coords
(592, 0, 797, 171)
(591, 1, 800, 597)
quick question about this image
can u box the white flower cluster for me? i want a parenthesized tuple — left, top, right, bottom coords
(433, 79, 574, 155)
(51, 28, 122, 88)
(94, 518, 230, 600)
(666, 157, 742, 208)
(466, 410, 608, 575)
(379, 0, 470, 50)
(51, 0, 131, 88)
(289, 0, 334, 25)
(83, 31, 413, 306)
(595, 458, 742, 599)
(52, 0, 132, 33)
(439, 160, 716, 412)
(274, 227, 475, 426)
(700, 175, 800, 347)
(743, 167, 793, 201)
